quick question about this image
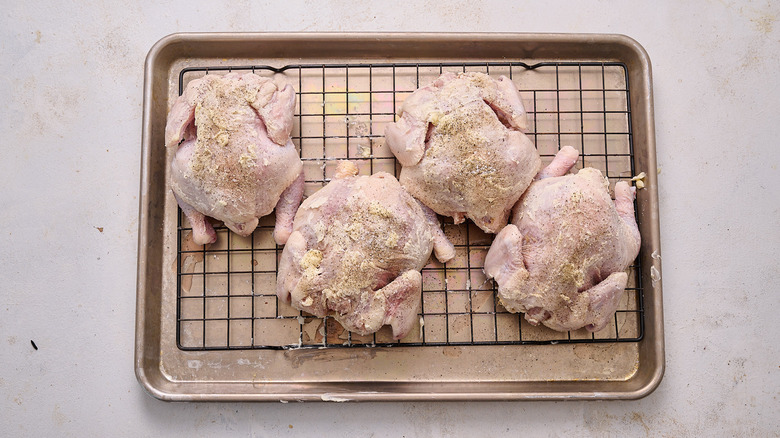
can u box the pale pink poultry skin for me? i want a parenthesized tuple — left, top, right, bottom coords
(165, 72, 304, 245)
(384, 72, 541, 234)
(484, 146, 641, 332)
(277, 161, 455, 339)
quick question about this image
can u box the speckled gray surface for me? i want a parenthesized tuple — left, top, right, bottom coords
(1, 1, 778, 436)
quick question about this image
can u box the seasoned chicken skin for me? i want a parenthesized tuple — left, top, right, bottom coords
(385, 72, 541, 233)
(277, 161, 455, 339)
(484, 146, 641, 332)
(165, 72, 304, 245)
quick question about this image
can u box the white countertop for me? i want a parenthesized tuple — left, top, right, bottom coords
(1, 1, 778, 436)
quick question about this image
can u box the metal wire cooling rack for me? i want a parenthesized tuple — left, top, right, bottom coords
(174, 61, 644, 351)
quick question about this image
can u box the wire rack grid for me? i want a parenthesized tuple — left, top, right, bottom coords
(174, 61, 644, 351)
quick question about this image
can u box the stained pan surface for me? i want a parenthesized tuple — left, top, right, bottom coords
(136, 32, 664, 401)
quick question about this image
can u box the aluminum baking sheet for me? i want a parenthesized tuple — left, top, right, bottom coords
(136, 32, 664, 401)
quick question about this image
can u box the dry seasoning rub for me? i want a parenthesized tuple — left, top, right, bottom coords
(385, 72, 540, 233)
(276, 161, 455, 340)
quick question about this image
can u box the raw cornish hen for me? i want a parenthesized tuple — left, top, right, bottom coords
(385, 72, 541, 233)
(165, 72, 304, 245)
(277, 161, 455, 339)
(484, 146, 641, 332)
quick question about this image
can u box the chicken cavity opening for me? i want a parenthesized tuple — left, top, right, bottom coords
(577, 270, 605, 293)
(182, 118, 198, 146)
(424, 122, 435, 143)
(485, 100, 515, 130)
